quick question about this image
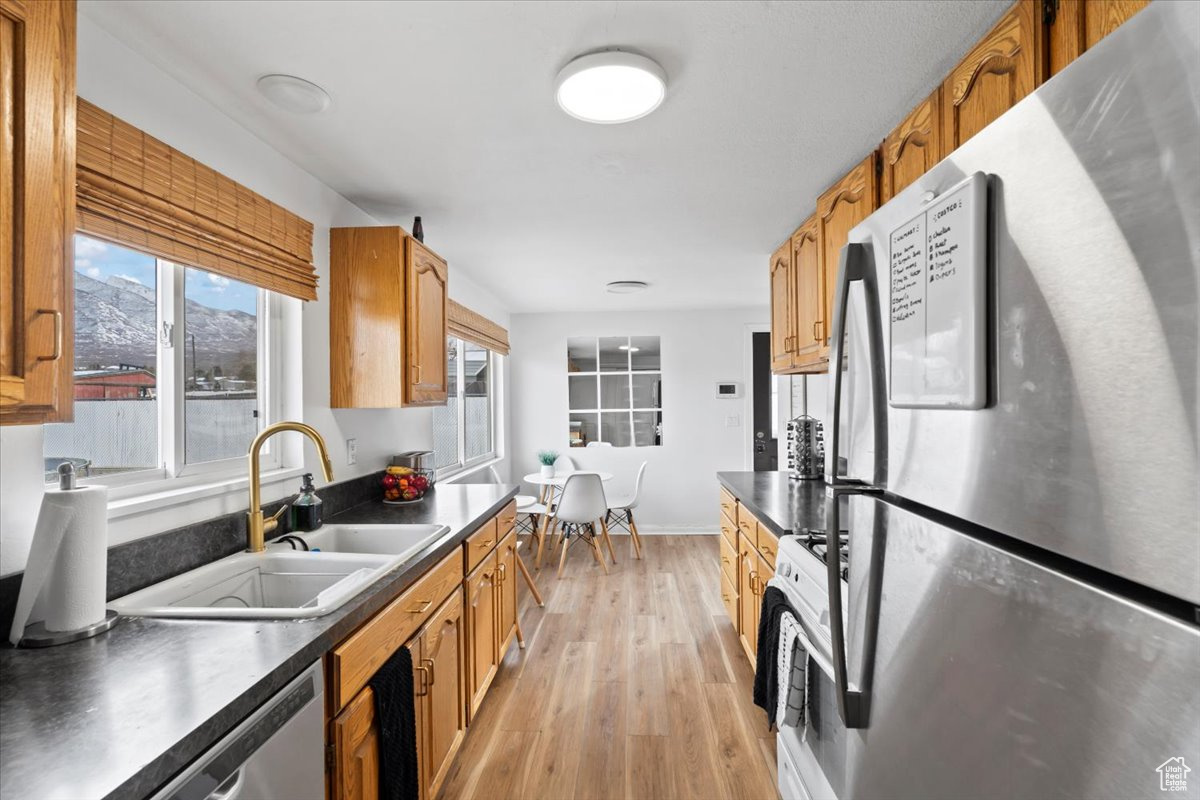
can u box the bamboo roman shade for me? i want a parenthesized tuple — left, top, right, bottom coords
(448, 300, 510, 355)
(75, 99, 317, 300)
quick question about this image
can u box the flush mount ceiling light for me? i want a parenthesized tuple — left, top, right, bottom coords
(606, 280, 649, 294)
(555, 51, 666, 124)
(618, 344, 641, 352)
(256, 74, 331, 114)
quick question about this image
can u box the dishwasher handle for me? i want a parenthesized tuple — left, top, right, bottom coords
(208, 768, 246, 800)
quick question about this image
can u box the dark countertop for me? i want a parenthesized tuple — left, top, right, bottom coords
(717, 471, 826, 537)
(0, 484, 517, 800)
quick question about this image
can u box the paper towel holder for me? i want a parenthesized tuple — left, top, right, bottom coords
(16, 462, 122, 647)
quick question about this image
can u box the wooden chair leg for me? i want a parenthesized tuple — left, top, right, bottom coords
(514, 612, 525, 649)
(599, 517, 617, 564)
(588, 523, 609, 575)
(557, 525, 572, 578)
(534, 513, 551, 569)
(516, 551, 544, 607)
(627, 509, 644, 559)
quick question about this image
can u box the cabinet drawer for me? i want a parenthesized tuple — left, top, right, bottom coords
(464, 516, 500, 573)
(737, 511, 757, 543)
(719, 532, 738, 585)
(718, 488, 738, 527)
(329, 548, 463, 712)
(757, 523, 779, 570)
(497, 500, 517, 535)
(720, 514, 738, 547)
(720, 569, 738, 630)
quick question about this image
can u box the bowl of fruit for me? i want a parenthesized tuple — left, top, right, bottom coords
(382, 465, 433, 504)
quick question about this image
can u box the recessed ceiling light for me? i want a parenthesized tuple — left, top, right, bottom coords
(555, 51, 666, 124)
(606, 280, 649, 294)
(257, 74, 331, 114)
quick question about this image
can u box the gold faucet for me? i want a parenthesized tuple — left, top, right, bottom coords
(246, 421, 334, 553)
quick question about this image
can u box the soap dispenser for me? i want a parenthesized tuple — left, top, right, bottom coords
(289, 473, 323, 532)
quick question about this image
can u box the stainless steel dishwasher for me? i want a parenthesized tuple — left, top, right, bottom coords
(150, 660, 324, 800)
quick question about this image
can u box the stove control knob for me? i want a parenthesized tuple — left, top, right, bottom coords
(778, 562, 792, 579)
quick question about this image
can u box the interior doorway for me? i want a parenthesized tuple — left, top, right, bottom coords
(751, 331, 777, 471)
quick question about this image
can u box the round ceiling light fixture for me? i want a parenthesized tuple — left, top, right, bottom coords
(606, 280, 649, 294)
(555, 51, 666, 124)
(256, 74, 332, 114)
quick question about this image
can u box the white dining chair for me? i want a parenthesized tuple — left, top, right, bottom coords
(585, 441, 612, 447)
(550, 472, 616, 578)
(554, 454, 577, 472)
(606, 461, 647, 559)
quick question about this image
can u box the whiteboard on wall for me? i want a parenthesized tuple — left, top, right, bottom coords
(888, 172, 988, 409)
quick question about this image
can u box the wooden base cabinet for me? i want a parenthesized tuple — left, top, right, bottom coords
(412, 591, 466, 800)
(332, 686, 381, 800)
(464, 553, 499, 719)
(720, 489, 779, 669)
(0, 0, 75, 425)
(738, 531, 760, 664)
(496, 529, 519, 655)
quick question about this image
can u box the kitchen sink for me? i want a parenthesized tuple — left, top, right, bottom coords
(271, 523, 449, 559)
(108, 524, 451, 620)
(108, 551, 403, 620)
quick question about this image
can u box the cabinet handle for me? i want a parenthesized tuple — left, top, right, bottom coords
(813, 320, 823, 342)
(407, 599, 433, 614)
(422, 657, 435, 686)
(722, 593, 731, 602)
(415, 665, 429, 696)
(35, 309, 63, 362)
(476, 539, 494, 548)
(412, 364, 422, 384)
(497, 563, 506, 583)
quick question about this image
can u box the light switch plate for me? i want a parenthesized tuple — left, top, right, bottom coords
(346, 438, 357, 465)
(725, 415, 740, 428)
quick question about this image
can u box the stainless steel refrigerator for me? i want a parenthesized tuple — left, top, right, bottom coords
(822, 2, 1200, 797)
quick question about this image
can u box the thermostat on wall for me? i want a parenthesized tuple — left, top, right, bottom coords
(716, 381, 741, 399)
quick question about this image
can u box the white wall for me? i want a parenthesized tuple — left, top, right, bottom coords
(0, 18, 509, 575)
(508, 307, 768, 532)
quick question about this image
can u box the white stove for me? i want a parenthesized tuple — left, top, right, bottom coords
(770, 536, 848, 800)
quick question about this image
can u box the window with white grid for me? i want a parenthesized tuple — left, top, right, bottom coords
(566, 336, 662, 448)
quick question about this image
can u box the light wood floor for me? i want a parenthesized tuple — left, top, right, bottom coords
(438, 534, 778, 800)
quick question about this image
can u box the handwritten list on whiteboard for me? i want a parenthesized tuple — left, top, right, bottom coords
(888, 173, 987, 409)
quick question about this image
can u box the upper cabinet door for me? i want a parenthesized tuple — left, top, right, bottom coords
(0, 0, 75, 425)
(941, 0, 1044, 155)
(768, 240, 794, 373)
(1048, 0, 1150, 76)
(880, 90, 943, 204)
(817, 153, 878, 341)
(791, 214, 825, 370)
(404, 239, 448, 406)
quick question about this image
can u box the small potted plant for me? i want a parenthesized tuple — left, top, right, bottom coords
(537, 450, 559, 479)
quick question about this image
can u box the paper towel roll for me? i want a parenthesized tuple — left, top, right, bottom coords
(8, 485, 108, 645)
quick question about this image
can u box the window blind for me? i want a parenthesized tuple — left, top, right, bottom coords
(448, 300, 509, 355)
(75, 99, 318, 300)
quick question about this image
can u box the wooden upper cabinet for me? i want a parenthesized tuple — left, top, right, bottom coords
(881, 90, 943, 204)
(791, 214, 826, 371)
(330, 227, 449, 408)
(1048, 0, 1150, 76)
(817, 153, 878, 343)
(768, 240, 795, 373)
(413, 590, 466, 800)
(331, 686, 381, 800)
(405, 239, 448, 406)
(0, 0, 75, 425)
(941, 0, 1044, 155)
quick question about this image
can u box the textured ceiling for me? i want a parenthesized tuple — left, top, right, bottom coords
(80, 0, 1007, 313)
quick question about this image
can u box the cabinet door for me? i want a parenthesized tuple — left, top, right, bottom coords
(496, 529, 518, 654)
(941, 0, 1044, 155)
(0, 0, 74, 424)
(817, 153, 878, 342)
(768, 240, 795, 373)
(737, 532, 758, 664)
(414, 590, 466, 800)
(464, 553, 498, 718)
(1048, 0, 1149, 76)
(880, 90, 942, 204)
(332, 686, 381, 800)
(790, 214, 825, 370)
(405, 238, 448, 406)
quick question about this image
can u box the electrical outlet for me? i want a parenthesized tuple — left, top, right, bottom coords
(346, 438, 357, 465)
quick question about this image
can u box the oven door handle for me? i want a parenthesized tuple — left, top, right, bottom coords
(792, 617, 835, 682)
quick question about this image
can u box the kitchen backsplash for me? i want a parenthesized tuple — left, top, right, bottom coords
(0, 470, 385, 638)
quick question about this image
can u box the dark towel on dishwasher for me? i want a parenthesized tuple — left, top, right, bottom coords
(753, 584, 793, 728)
(369, 645, 420, 800)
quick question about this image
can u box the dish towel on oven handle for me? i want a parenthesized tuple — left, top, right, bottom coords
(777, 611, 809, 731)
(753, 584, 792, 728)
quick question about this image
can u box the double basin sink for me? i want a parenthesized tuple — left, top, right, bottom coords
(108, 524, 450, 620)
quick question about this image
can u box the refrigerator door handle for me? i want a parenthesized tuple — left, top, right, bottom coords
(824, 241, 887, 487)
(824, 483, 884, 729)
